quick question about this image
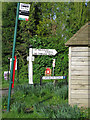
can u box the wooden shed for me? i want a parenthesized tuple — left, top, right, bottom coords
(65, 22, 90, 108)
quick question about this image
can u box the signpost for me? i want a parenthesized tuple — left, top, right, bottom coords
(27, 47, 57, 84)
(29, 47, 33, 84)
(19, 3, 30, 21)
(7, 3, 20, 112)
(7, 2, 30, 112)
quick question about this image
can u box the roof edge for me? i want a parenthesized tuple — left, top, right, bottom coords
(65, 22, 90, 47)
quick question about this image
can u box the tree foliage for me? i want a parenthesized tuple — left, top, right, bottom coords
(2, 2, 88, 82)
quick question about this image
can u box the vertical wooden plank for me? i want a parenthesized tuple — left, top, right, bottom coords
(69, 47, 71, 104)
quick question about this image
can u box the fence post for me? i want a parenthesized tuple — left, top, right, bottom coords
(17, 57, 19, 83)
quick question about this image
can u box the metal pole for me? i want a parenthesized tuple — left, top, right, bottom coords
(29, 46, 33, 84)
(7, 2, 20, 112)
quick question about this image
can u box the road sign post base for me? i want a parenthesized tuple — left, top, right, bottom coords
(29, 82, 33, 85)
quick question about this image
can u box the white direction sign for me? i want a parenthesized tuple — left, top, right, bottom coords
(33, 49, 57, 56)
(42, 76, 66, 80)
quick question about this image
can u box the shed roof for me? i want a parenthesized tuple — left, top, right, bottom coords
(65, 22, 90, 46)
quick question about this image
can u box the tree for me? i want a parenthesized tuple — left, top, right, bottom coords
(2, 2, 17, 67)
(2, 2, 88, 82)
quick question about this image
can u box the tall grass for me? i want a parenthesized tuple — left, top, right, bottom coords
(2, 82, 88, 119)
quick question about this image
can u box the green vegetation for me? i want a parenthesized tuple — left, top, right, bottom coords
(2, 2, 89, 119)
(2, 82, 88, 118)
(2, 2, 88, 87)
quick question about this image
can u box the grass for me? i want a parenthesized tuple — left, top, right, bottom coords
(2, 76, 29, 89)
(2, 82, 89, 119)
(2, 77, 9, 88)
(88, 108, 90, 118)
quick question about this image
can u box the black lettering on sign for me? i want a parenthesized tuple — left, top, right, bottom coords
(19, 10, 29, 16)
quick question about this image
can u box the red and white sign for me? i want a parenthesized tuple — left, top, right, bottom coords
(12, 56, 17, 88)
(10, 58, 17, 70)
(45, 68, 51, 76)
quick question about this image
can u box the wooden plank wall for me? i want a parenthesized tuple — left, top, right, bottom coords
(69, 47, 90, 107)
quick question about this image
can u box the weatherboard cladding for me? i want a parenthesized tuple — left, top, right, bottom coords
(65, 22, 90, 46)
(69, 47, 89, 107)
(65, 22, 90, 108)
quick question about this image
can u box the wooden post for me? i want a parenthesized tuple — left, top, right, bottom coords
(17, 57, 19, 83)
(29, 46, 33, 84)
